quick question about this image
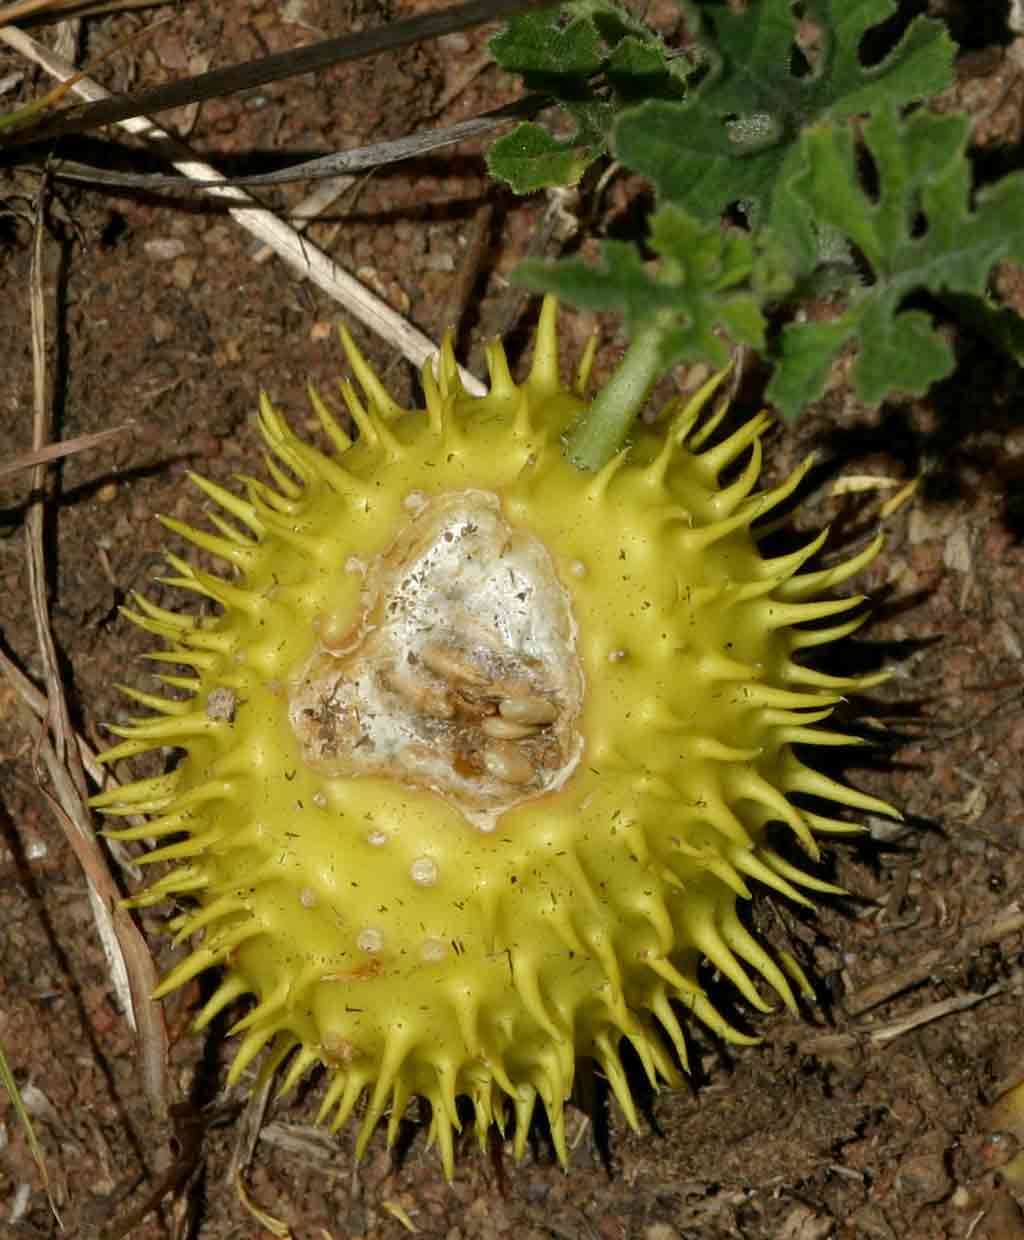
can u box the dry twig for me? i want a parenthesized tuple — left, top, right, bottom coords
(0, 0, 67, 23)
(0, 421, 132, 479)
(0, 25, 486, 393)
(4, 186, 171, 1118)
(844, 901, 1024, 1016)
(796, 973, 1018, 1057)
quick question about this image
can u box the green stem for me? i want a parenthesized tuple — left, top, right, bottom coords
(563, 323, 666, 472)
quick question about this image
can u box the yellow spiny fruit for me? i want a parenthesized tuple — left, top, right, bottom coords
(92, 298, 896, 1178)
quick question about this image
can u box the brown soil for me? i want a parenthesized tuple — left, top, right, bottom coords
(2, 3, 1024, 1238)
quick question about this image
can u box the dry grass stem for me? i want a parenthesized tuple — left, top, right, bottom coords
(12, 187, 171, 1118)
(0, 0, 223, 26)
(845, 901, 1024, 1016)
(0, 1039, 64, 1228)
(25, 183, 76, 780)
(0, 0, 68, 23)
(251, 175, 357, 264)
(762, 902, 1024, 1058)
(0, 25, 486, 393)
(2, 643, 106, 786)
(865, 982, 1007, 1044)
(226, 1073, 275, 1188)
(796, 973, 1018, 1056)
(0, 650, 149, 883)
(0, 421, 133, 478)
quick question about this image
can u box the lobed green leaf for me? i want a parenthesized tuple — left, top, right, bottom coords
(487, 120, 603, 192)
(767, 107, 1024, 416)
(612, 0, 955, 264)
(488, 0, 683, 191)
(514, 203, 787, 369)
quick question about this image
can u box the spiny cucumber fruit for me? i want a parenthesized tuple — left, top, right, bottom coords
(92, 298, 896, 1177)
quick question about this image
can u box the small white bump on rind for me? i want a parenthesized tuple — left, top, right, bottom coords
(357, 928, 384, 953)
(344, 556, 366, 575)
(367, 830, 388, 847)
(312, 791, 328, 809)
(410, 856, 439, 887)
(299, 886, 317, 908)
(608, 649, 628, 663)
(402, 490, 427, 513)
(206, 687, 237, 722)
(569, 560, 587, 578)
(421, 937, 448, 962)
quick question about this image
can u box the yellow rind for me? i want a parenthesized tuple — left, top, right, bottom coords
(93, 297, 898, 1180)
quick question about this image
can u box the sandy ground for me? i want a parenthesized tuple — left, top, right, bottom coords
(1, 2, 1023, 1237)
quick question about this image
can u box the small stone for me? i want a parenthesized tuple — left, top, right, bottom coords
(172, 256, 199, 290)
(644, 1226, 680, 1240)
(144, 238, 187, 261)
(438, 31, 470, 53)
(896, 1131, 952, 1207)
(942, 525, 972, 573)
(151, 315, 175, 345)
(777, 1204, 834, 1240)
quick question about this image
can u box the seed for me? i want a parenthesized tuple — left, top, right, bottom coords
(481, 716, 538, 741)
(381, 664, 454, 718)
(420, 642, 488, 687)
(483, 740, 536, 785)
(498, 695, 557, 725)
(450, 693, 493, 723)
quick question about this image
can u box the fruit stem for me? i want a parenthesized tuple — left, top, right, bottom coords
(563, 322, 666, 471)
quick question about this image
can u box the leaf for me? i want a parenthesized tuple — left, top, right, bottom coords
(488, 1, 682, 191)
(766, 106, 1024, 416)
(613, 0, 955, 260)
(513, 203, 787, 369)
(487, 120, 602, 192)
(606, 34, 677, 102)
(490, 9, 605, 78)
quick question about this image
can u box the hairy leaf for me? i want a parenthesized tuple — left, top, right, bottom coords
(767, 107, 1024, 416)
(487, 118, 605, 191)
(513, 204, 788, 368)
(488, 0, 682, 190)
(490, 8, 605, 76)
(613, 0, 955, 261)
